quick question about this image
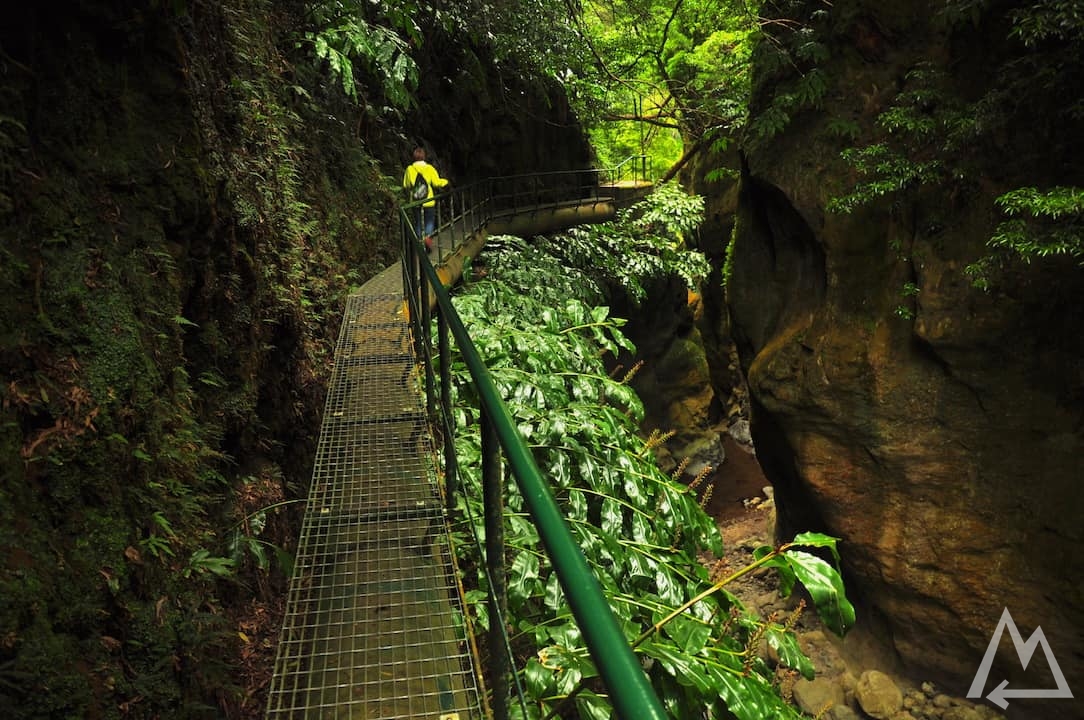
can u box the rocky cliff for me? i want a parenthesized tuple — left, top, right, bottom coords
(700, 3, 1083, 718)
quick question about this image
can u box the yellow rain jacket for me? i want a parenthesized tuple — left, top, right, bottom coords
(402, 161, 449, 207)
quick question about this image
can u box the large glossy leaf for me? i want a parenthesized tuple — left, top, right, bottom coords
(545, 619, 582, 648)
(509, 551, 541, 604)
(630, 507, 652, 543)
(575, 689, 612, 720)
(523, 657, 553, 698)
(543, 571, 562, 611)
(662, 612, 712, 654)
(540, 643, 598, 696)
(600, 496, 623, 535)
(790, 531, 843, 565)
(712, 666, 804, 720)
(640, 639, 717, 695)
(653, 558, 682, 605)
(754, 545, 796, 597)
(781, 549, 855, 636)
(766, 627, 814, 679)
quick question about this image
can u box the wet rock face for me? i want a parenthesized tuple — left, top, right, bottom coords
(730, 176, 1084, 712)
(722, 3, 1084, 716)
(611, 274, 725, 474)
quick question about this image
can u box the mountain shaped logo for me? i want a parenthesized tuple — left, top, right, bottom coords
(967, 607, 1074, 709)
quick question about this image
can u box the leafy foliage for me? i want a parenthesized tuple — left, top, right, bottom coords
(301, 0, 420, 111)
(492, 181, 710, 303)
(966, 186, 1084, 289)
(989, 187, 1084, 263)
(743, 3, 832, 144)
(826, 64, 977, 215)
(307, 8, 420, 109)
(570, 0, 761, 175)
(442, 191, 853, 717)
(0, 0, 391, 715)
(826, 5, 1084, 290)
(1007, 0, 1084, 46)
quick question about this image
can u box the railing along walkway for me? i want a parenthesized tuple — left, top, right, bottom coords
(265, 261, 484, 719)
(267, 159, 664, 720)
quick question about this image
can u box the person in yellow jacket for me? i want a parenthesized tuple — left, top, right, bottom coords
(402, 146, 449, 251)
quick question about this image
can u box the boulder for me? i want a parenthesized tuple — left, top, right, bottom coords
(792, 677, 845, 716)
(826, 705, 861, 720)
(855, 670, 903, 719)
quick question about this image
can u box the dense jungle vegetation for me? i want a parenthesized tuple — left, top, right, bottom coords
(1, 0, 1081, 718)
(446, 187, 853, 719)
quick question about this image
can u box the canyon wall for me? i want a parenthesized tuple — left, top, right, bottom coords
(693, 3, 1083, 718)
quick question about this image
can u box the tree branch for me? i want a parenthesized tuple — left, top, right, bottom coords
(660, 135, 708, 183)
(601, 113, 681, 129)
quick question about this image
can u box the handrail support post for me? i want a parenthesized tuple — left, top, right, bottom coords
(438, 307, 457, 511)
(481, 408, 509, 720)
(420, 259, 436, 423)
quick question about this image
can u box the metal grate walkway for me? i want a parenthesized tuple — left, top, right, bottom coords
(266, 262, 485, 719)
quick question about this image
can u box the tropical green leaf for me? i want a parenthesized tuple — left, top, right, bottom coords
(781, 550, 855, 636)
(754, 545, 796, 597)
(766, 627, 814, 679)
(523, 656, 553, 697)
(662, 612, 712, 654)
(543, 571, 563, 612)
(640, 639, 716, 695)
(713, 665, 804, 720)
(444, 188, 844, 718)
(790, 531, 843, 566)
(600, 496, 623, 535)
(575, 689, 612, 720)
(509, 551, 541, 603)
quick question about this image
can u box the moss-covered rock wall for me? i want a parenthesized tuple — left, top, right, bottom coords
(406, 36, 591, 182)
(0, 2, 394, 715)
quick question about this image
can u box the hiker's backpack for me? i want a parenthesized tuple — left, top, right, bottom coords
(410, 169, 429, 201)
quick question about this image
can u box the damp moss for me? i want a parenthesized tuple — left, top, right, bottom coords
(1, 0, 414, 714)
(1, 615, 95, 718)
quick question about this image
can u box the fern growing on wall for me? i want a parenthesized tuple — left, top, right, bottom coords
(826, 4, 1084, 290)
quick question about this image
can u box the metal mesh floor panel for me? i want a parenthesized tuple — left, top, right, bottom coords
(266, 265, 484, 720)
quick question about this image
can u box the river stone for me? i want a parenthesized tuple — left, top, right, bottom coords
(942, 708, 983, 720)
(855, 670, 903, 719)
(678, 432, 725, 479)
(792, 677, 844, 716)
(826, 705, 861, 720)
(728, 418, 752, 445)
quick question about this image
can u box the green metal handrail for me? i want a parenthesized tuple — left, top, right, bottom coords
(399, 157, 647, 265)
(398, 164, 667, 720)
(604, 154, 649, 184)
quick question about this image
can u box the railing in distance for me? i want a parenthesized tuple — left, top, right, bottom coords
(398, 163, 667, 720)
(400, 162, 638, 260)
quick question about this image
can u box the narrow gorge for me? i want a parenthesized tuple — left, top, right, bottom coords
(1, 1, 1080, 719)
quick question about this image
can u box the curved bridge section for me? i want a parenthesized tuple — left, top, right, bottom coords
(266, 165, 653, 720)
